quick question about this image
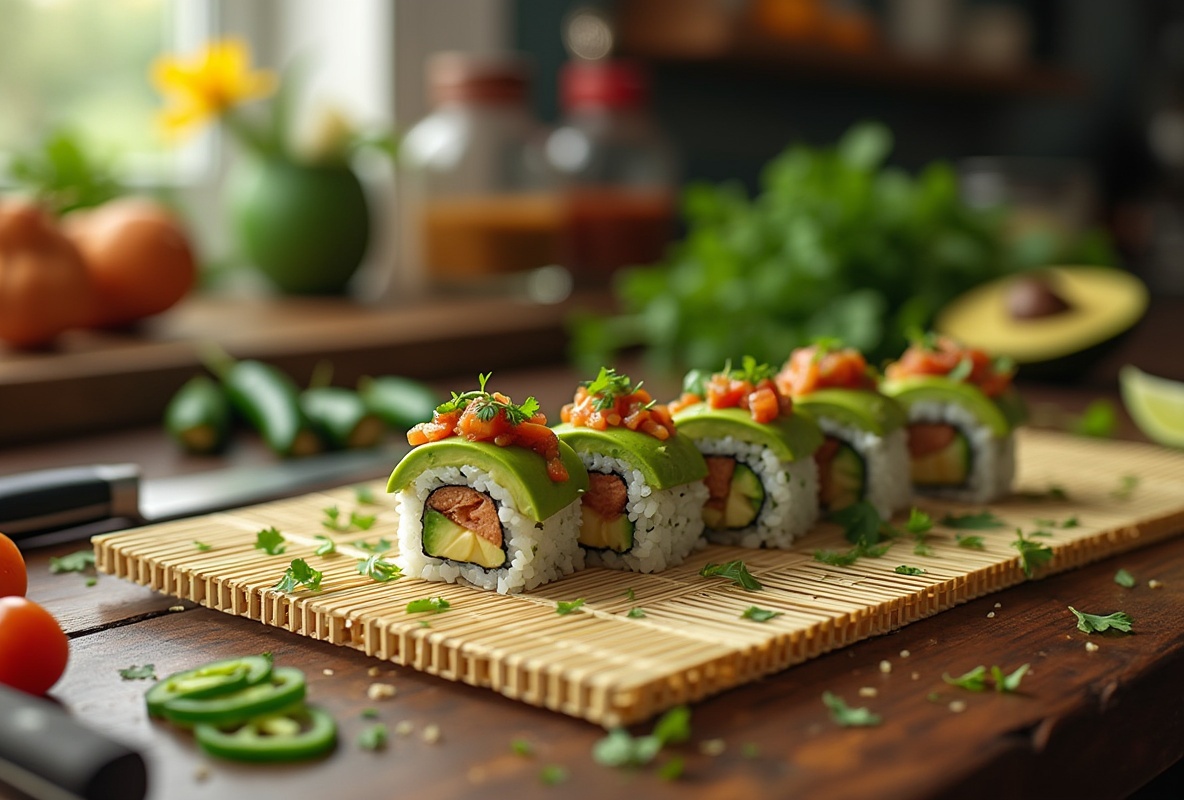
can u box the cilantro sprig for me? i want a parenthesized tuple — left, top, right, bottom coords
(274, 558, 323, 593)
(943, 663, 1029, 693)
(254, 526, 286, 556)
(940, 511, 1007, 530)
(1012, 529, 1054, 578)
(358, 554, 401, 583)
(725, 355, 777, 385)
(592, 706, 690, 768)
(436, 373, 540, 425)
(699, 560, 762, 591)
(822, 691, 881, 727)
(406, 597, 451, 614)
(1069, 607, 1133, 634)
(582, 367, 646, 411)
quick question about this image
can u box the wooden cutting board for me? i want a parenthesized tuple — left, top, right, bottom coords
(93, 429, 1184, 727)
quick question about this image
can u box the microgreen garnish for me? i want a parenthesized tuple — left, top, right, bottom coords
(1069, 607, 1133, 634)
(627, 607, 647, 619)
(583, 367, 643, 410)
(1012, 528, 1053, 578)
(358, 554, 401, 583)
(956, 533, 985, 550)
(1111, 475, 1139, 501)
(556, 599, 585, 615)
(726, 355, 777, 385)
(49, 550, 96, 574)
(118, 664, 156, 681)
(822, 691, 881, 727)
(894, 565, 926, 576)
(699, 560, 762, 591)
(193, 541, 213, 552)
(358, 723, 388, 751)
(940, 511, 1007, 530)
(274, 558, 323, 592)
(406, 597, 450, 614)
(254, 527, 286, 555)
(741, 606, 782, 622)
(1114, 569, 1136, 589)
(436, 373, 541, 425)
(592, 706, 690, 768)
(313, 535, 337, 556)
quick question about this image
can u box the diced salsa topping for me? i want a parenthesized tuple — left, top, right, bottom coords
(669, 357, 793, 424)
(885, 333, 1015, 398)
(776, 341, 878, 396)
(407, 373, 568, 482)
(560, 367, 676, 440)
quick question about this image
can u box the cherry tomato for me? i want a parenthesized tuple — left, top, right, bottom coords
(0, 532, 27, 598)
(0, 596, 69, 695)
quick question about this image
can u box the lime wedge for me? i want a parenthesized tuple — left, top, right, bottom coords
(1119, 365, 1184, 448)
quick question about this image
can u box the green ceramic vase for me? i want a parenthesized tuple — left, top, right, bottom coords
(225, 156, 371, 295)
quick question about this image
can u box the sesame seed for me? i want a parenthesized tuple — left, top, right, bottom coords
(368, 666, 381, 677)
(367, 683, 396, 701)
(987, 611, 996, 618)
(1149, 579, 1164, 589)
(994, 602, 1002, 608)
(948, 700, 967, 713)
(879, 660, 892, 673)
(322, 668, 334, 676)
(899, 650, 911, 658)
(699, 739, 727, 756)
(911, 671, 921, 681)
(422, 724, 441, 744)
(858, 687, 878, 698)
(193, 764, 210, 782)
(395, 721, 414, 736)
(1085, 642, 1099, 653)
(169, 605, 185, 612)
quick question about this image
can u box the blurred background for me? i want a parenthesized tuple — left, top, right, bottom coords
(1, 0, 1183, 445)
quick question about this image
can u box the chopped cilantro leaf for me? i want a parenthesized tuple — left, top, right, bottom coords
(991, 663, 1030, 694)
(624, 587, 636, 601)
(193, 541, 213, 552)
(699, 560, 762, 590)
(354, 485, 377, 504)
(831, 501, 888, 548)
(254, 526, 286, 555)
(49, 550, 96, 574)
(406, 597, 450, 614)
(1114, 569, 1136, 589)
(627, 607, 647, 619)
(350, 511, 377, 531)
(352, 537, 393, 554)
(943, 665, 988, 692)
(940, 511, 1007, 530)
(1012, 529, 1054, 578)
(511, 738, 534, 757)
(1111, 475, 1140, 501)
(539, 765, 568, 786)
(913, 542, 935, 557)
(894, 565, 926, 576)
(956, 533, 985, 550)
(118, 664, 156, 681)
(741, 606, 782, 622)
(822, 691, 881, 727)
(1069, 606, 1133, 634)
(274, 558, 323, 593)
(314, 535, 337, 556)
(358, 554, 401, 583)
(591, 706, 690, 768)
(1072, 398, 1118, 438)
(556, 599, 585, 615)
(652, 705, 691, 745)
(658, 756, 686, 781)
(358, 723, 388, 751)
(906, 507, 933, 535)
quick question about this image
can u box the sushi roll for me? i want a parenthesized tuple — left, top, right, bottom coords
(387, 374, 588, 594)
(668, 357, 823, 549)
(881, 334, 1026, 504)
(776, 342, 911, 520)
(553, 367, 709, 573)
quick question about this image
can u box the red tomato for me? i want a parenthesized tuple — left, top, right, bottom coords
(0, 596, 69, 695)
(0, 533, 26, 597)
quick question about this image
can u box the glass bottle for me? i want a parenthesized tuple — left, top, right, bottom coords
(397, 52, 563, 296)
(546, 58, 678, 286)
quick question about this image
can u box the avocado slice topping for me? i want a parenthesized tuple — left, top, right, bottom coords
(388, 440, 588, 522)
(794, 389, 906, 435)
(670, 404, 823, 462)
(881, 377, 1017, 437)
(553, 424, 708, 490)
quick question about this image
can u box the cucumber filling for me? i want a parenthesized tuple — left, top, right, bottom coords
(816, 437, 866, 511)
(422, 486, 507, 569)
(579, 472, 635, 553)
(703, 456, 764, 530)
(908, 423, 973, 487)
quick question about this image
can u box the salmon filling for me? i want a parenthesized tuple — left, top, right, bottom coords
(426, 486, 504, 547)
(702, 456, 764, 530)
(579, 472, 634, 552)
(421, 486, 508, 568)
(906, 423, 971, 487)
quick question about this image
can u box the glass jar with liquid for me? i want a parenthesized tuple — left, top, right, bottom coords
(398, 52, 563, 295)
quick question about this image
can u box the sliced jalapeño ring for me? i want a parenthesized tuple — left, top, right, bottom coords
(159, 666, 306, 727)
(194, 704, 337, 763)
(145, 655, 273, 717)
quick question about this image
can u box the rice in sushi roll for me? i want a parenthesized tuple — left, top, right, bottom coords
(669, 357, 823, 549)
(881, 334, 1026, 504)
(554, 367, 709, 573)
(776, 342, 911, 520)
(387, 375, 588, 594)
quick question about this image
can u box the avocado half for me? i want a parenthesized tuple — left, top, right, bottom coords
(934, 266, 1148, 381)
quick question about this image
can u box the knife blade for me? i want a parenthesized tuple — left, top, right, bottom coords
(0, 444, 406, 544)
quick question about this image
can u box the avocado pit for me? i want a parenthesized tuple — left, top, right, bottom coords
(1005, 274, 1072, 319)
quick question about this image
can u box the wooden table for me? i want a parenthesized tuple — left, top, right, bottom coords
(5, 361, 1184, 800)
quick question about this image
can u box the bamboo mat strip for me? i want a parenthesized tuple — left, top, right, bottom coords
(94, 429, 1184, 727)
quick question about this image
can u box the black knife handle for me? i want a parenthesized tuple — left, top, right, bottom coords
(0, 465, 140, 540)
(0, 685, 147, 800)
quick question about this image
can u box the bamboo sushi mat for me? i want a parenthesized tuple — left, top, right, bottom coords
(94, 429, 1184, 727)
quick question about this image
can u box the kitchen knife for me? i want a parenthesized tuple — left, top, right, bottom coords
(0, 444, 406, 544)
(0, 684, 146, 800)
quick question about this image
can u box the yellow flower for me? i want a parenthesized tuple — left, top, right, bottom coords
(151, 38, 277, 139)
